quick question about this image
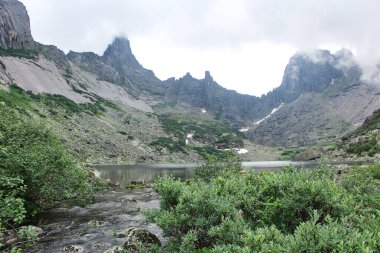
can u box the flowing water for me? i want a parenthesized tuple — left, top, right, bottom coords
(25, 160, 364, 252)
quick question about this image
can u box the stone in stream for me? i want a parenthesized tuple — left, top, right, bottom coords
(106, 178, 121, 187)
(123, 227, 161, 252)
(63, 244, 84, 252)
(103, 246, 124, 253)
(87, 220, 106, 227)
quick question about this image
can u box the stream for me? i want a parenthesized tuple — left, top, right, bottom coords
(25, 161, 365, 252)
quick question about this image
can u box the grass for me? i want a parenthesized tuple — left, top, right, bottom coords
(149, 137, 188, 154)
(152, 101, 177, 110)
(280, 148, 302, 160)
(159, 114, 244, 141)
(0, 84, 120, 117)
(0, 47, 38, 59)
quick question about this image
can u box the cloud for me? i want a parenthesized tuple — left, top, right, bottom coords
(20, 0, 380, 95)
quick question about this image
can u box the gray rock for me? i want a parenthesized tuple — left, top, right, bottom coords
(63, 245, 84, 253)
(123, 227, 161, 251)
(0, 0, 35, 49)
(101, 37, 164, 96)
(67, 51, 122, 84)
(336, 164, 348, 174)
(87, 220, 106, 228)
(293, 149, 323, 161)
(0, 230, 17, 246)
(103, 246, 124, 253)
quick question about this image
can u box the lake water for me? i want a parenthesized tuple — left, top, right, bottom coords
(95, 160, 364, 185)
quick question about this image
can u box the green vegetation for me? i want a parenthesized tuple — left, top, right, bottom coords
(146, 158, 380, 252)
(346, 137, 379, 156)
(152, 101, 177, 111)
(192, 147, 222, 159)
(150, 137, 187, 154)
(280, 148, 302, 160)
(0, 84, 119, 117)
(150, 114, 244, 158)
(0, 47, 38, 60)
(158, 114, 243, 141)
(0, 106, 100, 237)
(338, 109, 380, 157)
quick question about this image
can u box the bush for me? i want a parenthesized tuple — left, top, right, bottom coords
(0, 106, 97, 231)
(0, 175, 26, 231)
(146, 159, 380, 252)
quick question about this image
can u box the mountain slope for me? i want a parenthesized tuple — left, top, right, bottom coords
(0, 0, 379, 155)
(247, 93, 351, 147)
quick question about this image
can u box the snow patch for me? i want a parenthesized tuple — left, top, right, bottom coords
(236, 148, 248, 154)
(185, 133, 194, 145)
(239, 127, 249, 132)
(221, 148, 249, 154)
(254, 103, 284, 125)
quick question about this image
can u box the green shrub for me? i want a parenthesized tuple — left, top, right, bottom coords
(151, 114, 244, 157)
(346, 137, 379, 156)
(0, 106, 97, 230)
(0, 175, 26, 231)
(280, 148, 302, 160)
(149, 137, 187, 154)
(0, 84, 119, 117)
(0, 47, 37, 59)
(146, 159, 380, 252)
(194, 153, 241, 181)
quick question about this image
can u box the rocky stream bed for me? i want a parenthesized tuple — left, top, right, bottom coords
(24, 188, 163, 253)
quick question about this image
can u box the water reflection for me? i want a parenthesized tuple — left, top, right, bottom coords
(95, 164, 196, 185)
(95, 161, 365, 185)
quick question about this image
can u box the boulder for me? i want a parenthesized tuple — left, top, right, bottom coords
(106, 179, 120, 187)
(123, 227, 161, 252)
(293, 149, 323, 161)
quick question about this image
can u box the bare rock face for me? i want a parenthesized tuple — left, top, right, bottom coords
(293, 149, 323, 161)
(0, 0, 34, 49)
(67, 51, 122, 84)
(101, 37, 164, 95)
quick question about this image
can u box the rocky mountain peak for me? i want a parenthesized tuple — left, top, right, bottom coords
(0, 0, 34, 49)
(101, 36, 141, 69)
(277, 49, 343, 101)
(204, 71, 213, 81)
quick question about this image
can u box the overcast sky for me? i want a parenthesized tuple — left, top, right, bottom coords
(21, 0, 380, 96)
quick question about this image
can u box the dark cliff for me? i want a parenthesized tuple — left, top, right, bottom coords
(0, 0, 34, 49)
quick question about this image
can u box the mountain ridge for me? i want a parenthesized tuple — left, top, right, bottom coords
(0, 0, 379, 151)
